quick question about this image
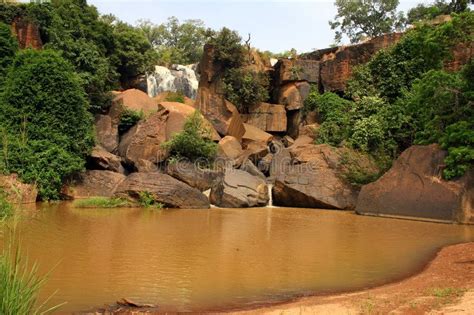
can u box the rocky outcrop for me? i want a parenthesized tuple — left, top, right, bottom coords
(95, 115, 119, 153)
(210, 169, 269, 208)
(312, 33, 403, 93)
(444, 42, 474, 72)
(109, 89, 158, 123)
(277, 81, 311, 111)
(115, 172, 210, 209)
(62, 170, 126, 199)
(87, 146, 125, 174)
(274, 59, 319, 86)
(166, 160, 223, 192)
(218, 136, 243, 161)
(195, 87, 245, 139)
(118, 108, 169, 168)
(242, 123, 273, 145)
(154, 91, 195, 107)
(243, 103, 287, 133)
(195, 44, 246, 139)
(272, 144, 377, 210)
(356, 145, 473, 224)
(147, 64, 199, 99)
(158, 101, 220, 141)
(0, 174, 37, 204)
(11, 16, 42, 49)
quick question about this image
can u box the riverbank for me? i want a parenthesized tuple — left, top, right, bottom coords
(89, 242, 474, 314)
(231, 242, 474, 315)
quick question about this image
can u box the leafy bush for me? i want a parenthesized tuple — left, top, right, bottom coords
(162, 111, 217, 162)
(0, 49, 94, 200)
(164, 91, 185, 103)
(440, 121, 474, 179)
(222, 68, 270, 113)
(208, 27, 244, 68)
(118, 109, 144, 135)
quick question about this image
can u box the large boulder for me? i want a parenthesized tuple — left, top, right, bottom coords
(195, 87, 245, 139)
(243, 103, 287, 132)
(87, 146, 125, 174)
(109, 89, 158, 123)
(62, 170, 126, 199)
(277, 81, 311, 111)
(242, 123, 273, 145)
(0, 174, 37, 204)
(274, 59, 319, 85)
(115, 172, 210, 209)
(356, 145, 474, 224)
(95, 115, 119, 153)
(218, 136, 243, 160)
(118, 108, 169, 168)
(158, 101, 220, 141)
(273, 144, 377, 210)
(210, 169, 269, 208)
(166, 160, 223, 192)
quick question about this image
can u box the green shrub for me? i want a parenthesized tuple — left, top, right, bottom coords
(138, 191, 163, 209)
(164, 91, 185, 103)
(73, 197, 132, 208)
(162, 111, 217, 163)
(222, 68, 269, 113)
(208, 27, 244, 68)
(0, 49, 94, 200)
(118, 109, 144, 135)
(440, 121, 474, 179)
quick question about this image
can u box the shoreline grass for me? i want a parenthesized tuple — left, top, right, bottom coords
(73, 197, 132, 209)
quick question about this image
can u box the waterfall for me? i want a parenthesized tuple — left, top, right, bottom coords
(146, 64, 199, 99)
(267, 184, 274, 207)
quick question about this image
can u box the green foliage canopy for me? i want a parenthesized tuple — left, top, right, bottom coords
(0, 49, 94, 200)
(329, 0, 406, 44)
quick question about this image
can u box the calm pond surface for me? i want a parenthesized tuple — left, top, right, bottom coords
(3, 203, 474, 312)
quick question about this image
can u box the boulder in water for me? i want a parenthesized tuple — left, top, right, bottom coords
(210, 169, 269, 208)
(356, 144, 474, 224)
(115, 172, 210, 209)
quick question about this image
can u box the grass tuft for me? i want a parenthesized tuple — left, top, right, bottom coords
(73, 197, 132, 209)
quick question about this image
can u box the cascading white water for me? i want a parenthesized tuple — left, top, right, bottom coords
(147, 64, 199, 99)
(267, 184, 274, 207)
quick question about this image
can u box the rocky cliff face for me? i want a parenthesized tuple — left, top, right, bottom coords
(147, 64, 199, 99)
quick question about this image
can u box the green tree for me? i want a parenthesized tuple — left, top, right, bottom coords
(329, 0, 406, 44)
(208, 27, 244, 68)
(0, 49, 94, 199)
(137, 17, 214, 65)
(111, 21, 157, 84)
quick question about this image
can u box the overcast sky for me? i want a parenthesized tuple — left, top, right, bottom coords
(88, 0, 430, 53)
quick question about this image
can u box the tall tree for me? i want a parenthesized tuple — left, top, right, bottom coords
(329, 0, 406, 44)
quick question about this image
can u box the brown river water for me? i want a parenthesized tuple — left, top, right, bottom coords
(2, 203, 474, 312)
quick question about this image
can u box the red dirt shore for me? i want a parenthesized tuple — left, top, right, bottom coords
(85, 242, 474, 315)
